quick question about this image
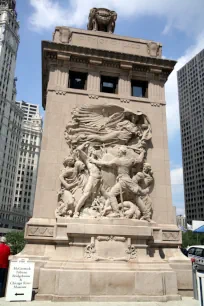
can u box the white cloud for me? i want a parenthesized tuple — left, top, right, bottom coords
(29, 0, 68, 31)
(165, 32, 204, 138)
(29, 0, 204, 35)
(171, 167, 183, 186)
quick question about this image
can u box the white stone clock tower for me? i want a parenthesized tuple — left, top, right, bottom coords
(0, 0, 19, 101)
(0, 0, 23, 234)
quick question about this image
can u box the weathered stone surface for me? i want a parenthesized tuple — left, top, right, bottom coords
(18, 7, 192, 302)
(53, 27, 162, 58)
(56, 104, 153, 222)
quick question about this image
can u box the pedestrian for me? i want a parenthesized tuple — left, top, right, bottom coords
(0, 237, 10, 297)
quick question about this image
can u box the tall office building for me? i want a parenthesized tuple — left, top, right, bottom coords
(178, 49, 204, 224)
(0, 0, 24, 233)
(11, 101, 42, 228)
(15, 100, 39, 121)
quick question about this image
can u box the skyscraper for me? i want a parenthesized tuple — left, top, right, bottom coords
(178, 49, 204, 224)
(0, 0, 24, 233)
(0, 0, 19, 101)
(15, 101, 39, 121)
(12, 101, 42, 227)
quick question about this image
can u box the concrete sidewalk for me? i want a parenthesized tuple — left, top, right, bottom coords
(0, 297, 200, 306)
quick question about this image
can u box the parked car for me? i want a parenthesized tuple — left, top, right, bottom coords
(187, 245, 204, 264)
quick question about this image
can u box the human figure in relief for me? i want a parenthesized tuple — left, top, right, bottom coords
(74, 142, 109, 218)
(139, 163, 154, 220)
(56, 156, 86, 217)
(89, 145, 150, 220)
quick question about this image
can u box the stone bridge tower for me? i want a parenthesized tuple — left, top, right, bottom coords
(21, 8, 192, 301)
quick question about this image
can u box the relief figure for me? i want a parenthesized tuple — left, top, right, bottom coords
(90, 146, 150, 220)
(56, 156, 87, 217)
(74, 142, 109, 218)
(59, 104, 154, 221)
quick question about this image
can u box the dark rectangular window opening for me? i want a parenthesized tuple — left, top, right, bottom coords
(100, 75, 118, 94)
(69, 71, 87, 90)
(131, 80, 148, 98)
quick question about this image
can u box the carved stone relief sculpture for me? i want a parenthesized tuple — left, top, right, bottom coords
(84, 236, 137, 262)
(147, 42, 160, 57)
(55, 104, 154, 221)
(87, 8, 117, 33)
(59, 27, 72, 44)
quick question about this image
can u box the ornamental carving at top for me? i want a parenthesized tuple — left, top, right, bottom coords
(87, 8, 117, 34)
(147, 42, 160, 57)
(56, 105, 154, 221)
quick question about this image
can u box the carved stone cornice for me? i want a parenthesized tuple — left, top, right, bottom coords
(57, 53, 70, 62)
(43, 41, 176, 69)
(42, 40, 176, 108)
(103, 60, 120, 69)
(120, 63, 132, 70)
(132, 65, 150, 73)
(71, 56, 89, 64)
(89, 59, 102, 65)
(25, 220, 182, 246)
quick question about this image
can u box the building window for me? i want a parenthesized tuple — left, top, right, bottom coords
(100, 75, 118, 94)
(131, 80, 148, 98)
(68, 71, 87, 90)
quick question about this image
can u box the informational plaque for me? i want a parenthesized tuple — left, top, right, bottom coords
(6, 258, 35, 302)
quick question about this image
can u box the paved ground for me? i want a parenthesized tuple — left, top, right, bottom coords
(0, 297, 200, 306)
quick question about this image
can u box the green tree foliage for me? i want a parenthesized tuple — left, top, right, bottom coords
(182, 231, 204, 248)
(6, 231, 25, 255)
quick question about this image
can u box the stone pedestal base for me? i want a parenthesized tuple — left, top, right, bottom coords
(34, 262, 180, 302)
(16, 218, 192, 301)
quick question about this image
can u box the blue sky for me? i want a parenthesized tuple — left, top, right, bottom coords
(15, 0, 204, 216)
